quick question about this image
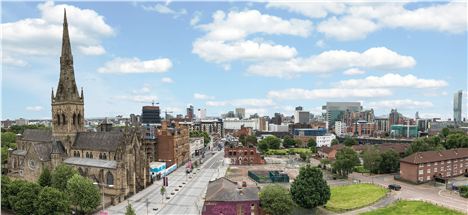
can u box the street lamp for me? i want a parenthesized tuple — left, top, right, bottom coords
(93, 182, 114, 213)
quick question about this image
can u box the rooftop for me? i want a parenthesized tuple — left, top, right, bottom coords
(63, 157, 117, 169)
(400, 148, 468, 164)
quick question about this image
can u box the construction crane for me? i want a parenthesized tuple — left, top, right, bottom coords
(163, 110, 173, 120)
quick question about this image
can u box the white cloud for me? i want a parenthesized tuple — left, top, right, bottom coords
(266, 2, 346, 18)
(198, 10, 312, 41)
(206, 98, 275, 107)
(113, 95, 158, 103)
(315, 40, 326, 48)
(98, 58, 172, 74)
(161, 77, 174, 83)
(141, 3, 187, 17)
(245, 108, 268, 116)
(1, 53, 27, 67)
(78, 45, 105, 55)
(317, 16, 380, 41)
(338, 73, 447, 89)
(193, 39, 297, 63)
(367, 99, 433, 109)
(26, 106, 44, 112)
(132, 84, 151, 94)
(247, 47, 415, 78)
(343, 68, 365, 75)
(194, 93, 215, 100)
(267, 88, 392, 100)
(2, 1, 113, 58)
(190, 11, 202, 26)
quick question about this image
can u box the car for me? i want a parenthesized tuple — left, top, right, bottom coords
(464, 172, 468, 177)
(388, 184, 401, 191)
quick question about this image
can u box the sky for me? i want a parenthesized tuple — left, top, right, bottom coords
(1, 1, 467, 120)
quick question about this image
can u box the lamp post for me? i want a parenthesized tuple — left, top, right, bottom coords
(93, 182, 114, 213)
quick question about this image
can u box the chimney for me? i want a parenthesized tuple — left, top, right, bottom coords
(162, 121, 167, 130)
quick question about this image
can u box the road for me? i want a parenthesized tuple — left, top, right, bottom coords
(349, 173, 468, 213)
(105, 150, 227, 215)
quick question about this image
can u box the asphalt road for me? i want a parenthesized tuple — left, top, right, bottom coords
(105, 150, 226, 215)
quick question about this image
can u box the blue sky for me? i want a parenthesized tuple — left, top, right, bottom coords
(2, 1, 467, 120)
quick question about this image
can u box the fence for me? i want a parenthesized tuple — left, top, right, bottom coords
(248, 170, 289, 183)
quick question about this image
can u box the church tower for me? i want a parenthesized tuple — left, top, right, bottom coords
(52, 9, 85, 140)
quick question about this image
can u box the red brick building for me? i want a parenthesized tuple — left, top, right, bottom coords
(157, 121, 190, 167)
(225, 146, 265, 165)
(400, 148, 468, 183)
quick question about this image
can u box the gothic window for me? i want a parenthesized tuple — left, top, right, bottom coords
(106, 171, 114, 185)
(77, 113, 81, 125)
(73, 151, 77, 157)
(86, 152, 89, 158)
(28, 159, 36, 170)
(77, 151, 80, 157)
(62, 114, 66, 124)
(56, 114, 61, 125)
(104, 153, 107, 160)
(90, 153, 93, 159)
(73, 113, 77, 126)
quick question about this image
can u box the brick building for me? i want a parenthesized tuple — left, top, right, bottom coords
(399, 148, 468, 183)
(157, 121, 190, 167)
(225, 146, 265, 165)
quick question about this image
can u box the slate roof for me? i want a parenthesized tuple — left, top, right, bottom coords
(318, 144, 345, 154)
(63, 157, 117, 169)
(205, 177, 259, 202)
(21, 129, 52, 142)
(52, 140, 66, 154)
(11, 150, 27, 156)
(33, 142, 53, 161)
(73, 131, 124, 151)
(400, 148, 468, 164)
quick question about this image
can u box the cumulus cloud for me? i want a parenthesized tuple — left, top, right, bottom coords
(247, 47, 415, 78)
(367, 99, 433, 109)
(26, 106, 44, 112)
(338, 73, 447, 89)
(266, 2, 346, 18)
(113, 95, 158, 103)
(190, 11, 202, 26)
(98, 58, 172, 74)
(206, 98, 275, 107)
(267, 88, 392, 100)
(194, 93, 215, 100)
(2, 1, 114, 58)
(132, 84, 151, 94)
(343, 68, 365, 75)
(161, 77, 174, 83)
(141, 3, 187, 17)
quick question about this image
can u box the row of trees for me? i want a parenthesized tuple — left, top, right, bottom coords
(1, 124, 49, 134)
(257, 135, 319, 153)
(362, 148, 400, 174)
(2, 164, 101, 215)
(259, 165, 330, 215)
(1, 132, 17, 165)
(406, 130, 468, 156)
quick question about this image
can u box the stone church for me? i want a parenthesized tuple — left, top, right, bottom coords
(7, 10, 148, 204)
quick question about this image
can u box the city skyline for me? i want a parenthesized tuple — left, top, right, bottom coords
(2, 1, 467, 120)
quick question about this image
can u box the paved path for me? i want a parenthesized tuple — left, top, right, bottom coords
(105, 150, 228, 215)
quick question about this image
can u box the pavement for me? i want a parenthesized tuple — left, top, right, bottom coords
(105, 149, 228, 215)
(349, 173, 468, 214)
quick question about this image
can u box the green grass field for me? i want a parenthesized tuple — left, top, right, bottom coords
(325, 183, 388, 212)
(265, 148, 311, 155)
(361, 200, 464, 215)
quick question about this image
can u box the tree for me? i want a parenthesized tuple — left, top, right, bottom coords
(189, 131, 210, 146)
(125, 202, 137, 215)
(11, 181, 42, 215)
(258, 141, 269, 153)
(459, 186, 468, 198)
(440, 127, 450, 138)
(331, 139, 339, 146)
(1, 176, 12, 209)
(307, 138, 317, 152)
(38, 167, 52, 187)
(51, 164, 78, 191)
(362, 147, 382, 174)
(36, 187, 70, 215)
(246, 135, 258, 145)
(5, 179, 28, 210)
(290, 165, 330, 209)
(379, 150, 400, 173)
(343, 137, 357, 146)
(445, 133, 468, 149)
(160, 186, 166, 203)
(259, 185, 294, 215)
(405, 138, 440, 156)
(259, 136, 281, 149)
(283, 135, 296, 148)
(1, 132, 16, 147)
(333, 147, 359, 177)
(239, 135, 247, 146)
(67, 174, 100, 214)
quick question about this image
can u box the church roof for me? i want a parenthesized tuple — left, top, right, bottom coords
(205, 177, 259, 202)
(11, 150, 27, 156)
(52, 140, 66, 154)
(22, 129, 52, 142)
(33, 142, 53, 161)
(63, 157, 117, 169)
(73, 131, 124, 151)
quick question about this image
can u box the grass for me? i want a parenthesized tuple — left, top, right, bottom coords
(265, 148, 312, 156)
(325, 183, 388, 212)
(360, 200, 464, 215)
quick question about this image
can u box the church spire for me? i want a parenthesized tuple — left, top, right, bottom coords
(55, 8, 81, 102)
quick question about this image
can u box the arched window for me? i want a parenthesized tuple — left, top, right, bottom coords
(106, 171, 114, 185)
(73, 113, 77, 126)
(90, 153, 93, 159)
(62, 114, 66, 124)
(103, 153, 107, 160)
(99, 153, 102, 159)
(56, 114, 61, 125)
(77, 113, 81, 125)
(73, 151, 77, 157)
(77, 151, 80, 157)
(86, 152, 89, 158)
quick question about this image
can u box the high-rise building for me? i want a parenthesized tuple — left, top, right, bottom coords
(197, 108, 207, 120)
(294, 110, 310, 124)
(322, 102, 362, 129)
(271, 113, 282, 125)
(235, 108, 246, 119)
(141, 105, 161, 124)
(295, 106, 303, 111)
(186, 105, 194, 121)
(454, 90, 462, 122)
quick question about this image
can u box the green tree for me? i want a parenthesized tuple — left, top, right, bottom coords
(1, 146, 9, 164)
(51, 164, 78, 191)
(246, 135, 258, 145)
(8, 124, 48, 134)
(440, 127, 450, 138)
(331, 139, 339, 146)
(11, 181, 42, 215)
(259, 184, 294, 215)
(307, 138, 317, 152)
(67, 174, 101, 214)
(36, 186, 70, 215)
(282, 135, 296, 148)
(333, 147, 360, 177)
(459, 186, 468, 198)
(38, 167, 52, 187)
(1, 176, 12, 209)
(343, 137, 357, 146)
(239, 135, 247, 146)
(405, 138, 442, 156)
(125, 202, 137, 215)
(189, 131, 210, 146)
(1, 131, 16, 147)
(258, 141, 269, 153)
(445, 133, 468, 149)
(362, 147, 382, 174)
(259, 136, 281, 149)
(379, 150, 400, 173)
(290, 165, 330, 209)
(5, 179, 28, 210)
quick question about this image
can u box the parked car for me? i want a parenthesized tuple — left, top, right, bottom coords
(388, 184, 401, 191)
